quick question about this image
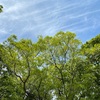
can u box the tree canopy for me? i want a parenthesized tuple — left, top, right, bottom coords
(0, 32, 100, 100)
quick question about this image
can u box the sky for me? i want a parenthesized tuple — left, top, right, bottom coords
(0, 0, 100, 43)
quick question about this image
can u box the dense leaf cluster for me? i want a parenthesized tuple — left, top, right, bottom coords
(0, 5, 3, 13)
(0, 32, 100, 100)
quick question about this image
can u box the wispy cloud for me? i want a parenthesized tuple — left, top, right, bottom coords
(0, 29, 7, 34)
(0, 0, 100, 43)
(5, 3, 23, 13)
(71, 9, 100, 19)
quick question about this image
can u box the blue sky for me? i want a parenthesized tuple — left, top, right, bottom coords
(0, 0, 100, 43)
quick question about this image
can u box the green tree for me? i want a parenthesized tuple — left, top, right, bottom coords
(0, 35, 52, 100)
(0, 39, 23, 100)
(82, 34, 100, 100)
(0, 32, 99, 100)
(0, 5, 3, 13)
(37, 31, 86, 100)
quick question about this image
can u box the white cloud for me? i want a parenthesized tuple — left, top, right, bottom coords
(0, 29, 7, 34)
(70, 9, 100, 19)
(0, 0, 100, 43)
(5, 3, 23, 13)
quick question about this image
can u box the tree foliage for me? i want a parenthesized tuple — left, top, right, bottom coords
(0, 5, 3, 13)
(82, 34, 100, 100)
(0, 32, 100, 100)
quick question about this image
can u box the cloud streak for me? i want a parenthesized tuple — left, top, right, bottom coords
(0, 0, 100, 43)
(71, 9, 100, 19)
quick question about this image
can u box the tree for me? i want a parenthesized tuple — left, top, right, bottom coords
(0, 38, 23, 100)
(0, 5, 3, 13)
(82, 34, 100, 100)
(0, 32, 99, 100)
(0, 35, 52, 100)
(37, 31, 86, 100)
